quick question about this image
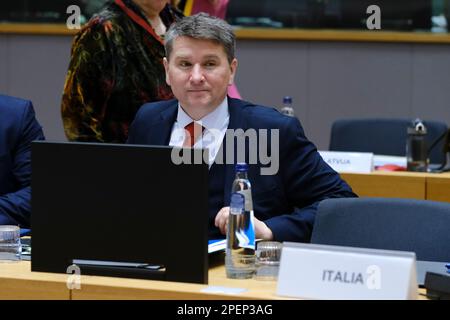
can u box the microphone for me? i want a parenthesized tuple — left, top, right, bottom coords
(440, 129, 450, 172)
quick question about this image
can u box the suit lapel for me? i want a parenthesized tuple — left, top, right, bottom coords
(152, 98, 251, 206)
(222, 98, 248, 206)
(149, 102, 178, 145)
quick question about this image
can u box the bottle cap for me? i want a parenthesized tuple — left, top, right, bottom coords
(408, 118, 427, 135)
(230, 193, 245, 212)
(235, 163, 248, 172)
(283, 96, 292, 104)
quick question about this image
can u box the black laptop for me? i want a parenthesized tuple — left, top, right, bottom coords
(31, 141, 209, 284)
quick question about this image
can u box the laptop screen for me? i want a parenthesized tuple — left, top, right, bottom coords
(31, 141, 209, 284)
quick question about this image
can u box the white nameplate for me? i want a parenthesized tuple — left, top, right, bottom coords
(373, 154, 407, 169)
(276, 243, 417, 300)
(319, 151, 373, 173)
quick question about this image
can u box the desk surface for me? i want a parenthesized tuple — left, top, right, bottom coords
(72, 259, 281, 300)
(0, 260, 70, 299)
(343, 170, 450, 179)
(341, 171, 450, 203)
(0, 260, 280, 300)
(0, 260, 427, 300)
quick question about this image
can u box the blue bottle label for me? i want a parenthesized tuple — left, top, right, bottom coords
(237, 189, 253, 211)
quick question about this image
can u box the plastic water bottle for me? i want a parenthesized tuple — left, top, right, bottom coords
(280, 96, 295, 117)
(406, 119, 428, 172)
(225, 163, 256, 279)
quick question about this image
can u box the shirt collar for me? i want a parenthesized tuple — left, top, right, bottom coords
(176, 97, 229, 131)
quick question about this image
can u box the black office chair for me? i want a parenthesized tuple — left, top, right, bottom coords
(311, 198, 450, 262)
(329, 118, 448, 165)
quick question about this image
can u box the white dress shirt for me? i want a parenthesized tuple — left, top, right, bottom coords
(168, 97, 230, 167)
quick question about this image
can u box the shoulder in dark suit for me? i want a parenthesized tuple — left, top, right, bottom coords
(0, 95, 45, 227)
(128, 97, 356, 242)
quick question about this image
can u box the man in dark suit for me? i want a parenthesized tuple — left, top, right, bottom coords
(128, 13, 356, 242)
(0, 95, 45, 227)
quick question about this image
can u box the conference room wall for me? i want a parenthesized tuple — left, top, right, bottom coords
(412, 45, 450, 123)
(1, 34, 450, 149)
(0, 34, 70, 142)
(236, 40, 450, 149)
(0, 36, 7, 94)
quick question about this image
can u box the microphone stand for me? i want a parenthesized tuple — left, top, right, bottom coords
(433, 129, 450, 172)
(441, 153, 450, 172)
(429, 129, 450, 172)
(438, 129, 450, 172)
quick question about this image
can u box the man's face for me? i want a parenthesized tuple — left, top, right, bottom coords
(164, 36, 237, 117)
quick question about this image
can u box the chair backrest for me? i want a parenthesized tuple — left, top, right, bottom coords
(329, 118, 448, 164)
(311, 198, 450, 262)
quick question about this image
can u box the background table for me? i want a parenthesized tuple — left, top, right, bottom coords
(0, 260, 427, 300)
(341, 171, 450, 203)
(0, 260, 280, 300)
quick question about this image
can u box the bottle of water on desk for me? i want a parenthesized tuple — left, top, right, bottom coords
(406, 118, 428, 172)
(225, 163, 256, 279)
(280, 96, 295, 117)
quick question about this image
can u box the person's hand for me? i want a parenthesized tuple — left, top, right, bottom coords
(214, 206, 274, 240)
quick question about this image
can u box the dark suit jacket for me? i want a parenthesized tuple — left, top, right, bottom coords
(128, 98, 356, 242)
(0, 95, 45, 227)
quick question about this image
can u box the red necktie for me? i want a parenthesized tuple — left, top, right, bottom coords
(183, 122, 204, 147)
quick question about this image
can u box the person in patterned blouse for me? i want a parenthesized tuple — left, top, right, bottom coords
(61, 0, 183, 142)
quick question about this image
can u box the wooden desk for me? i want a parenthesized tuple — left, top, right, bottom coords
(426, 173, 450, 202)
(0, 261, 427, 300)
(0, 261, 70, 300)
(71, 263, 281, 300)
(0, 261, 280, 300)
(340, 171, 450, 203)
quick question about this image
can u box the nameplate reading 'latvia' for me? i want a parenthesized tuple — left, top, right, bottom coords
(318, 151, 373, 173)
(276, 243, 417, 300)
